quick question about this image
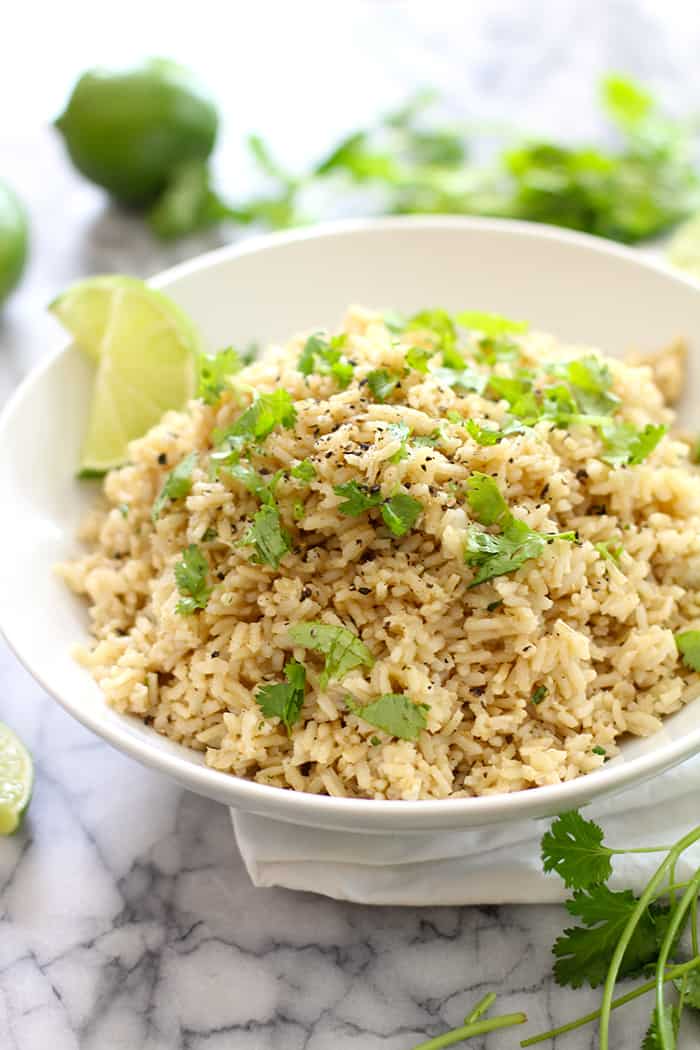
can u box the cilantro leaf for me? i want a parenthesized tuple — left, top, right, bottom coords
(465, 517, 548, 587)
(385, 422, 411, 463)
(600, 421, 666, 466)
(348, 693, 429, 740)
(465, 418, 525, 446)
(174, 544, 211, 615)
(255, 659, 306, 731)
(198, 347, 242, 405)
(431, 365, 488, 394)
(152, 451, 197, 521)
(334, 480, 383, 516)
(541, 811, 614, 890)
(229, 463, 282, 506)
(456, 310, 529, 338)
(466, 472, 510, 526)
(405, 346, 434, 373)
(675, 629, 700, 671)
(675, 968, 700, 1011)
(412, 428, 442, 448)
(642, 1005, 680, 1050)
(381, 493, 423, 536)
(241, 505, 292, 568)
(553, 886, 668, 988)
(531, 685, 548, 704)
(215, 389, 297, 457)
(297, 332, 353, 388)
(366, 369, 399, 402)
(408, 308, 461, 363)
(288, 621, 373, 687)
(291, 459, 317, 483)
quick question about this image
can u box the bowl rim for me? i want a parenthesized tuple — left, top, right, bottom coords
(3, 213, 700, 830)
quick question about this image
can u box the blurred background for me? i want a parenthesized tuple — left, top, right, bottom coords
(4, 0, 700, 403)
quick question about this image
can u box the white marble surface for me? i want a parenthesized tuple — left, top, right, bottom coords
(3, 3, 700, 1046)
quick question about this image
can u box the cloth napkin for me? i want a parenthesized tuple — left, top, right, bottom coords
(232, 756, 700, 904)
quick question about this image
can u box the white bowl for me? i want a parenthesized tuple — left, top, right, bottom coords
(2, 216, 700, 834)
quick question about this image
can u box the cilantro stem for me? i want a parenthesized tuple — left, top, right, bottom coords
(655, 870, 700, 1050)
(598, 824, 700, 1050)
(692, 895, 699, 958)
(609, 846, 674, 855)
(410, 1012, 527, 1049)
(464, 992, 496, 1024)
(519, 956, 700, 1046)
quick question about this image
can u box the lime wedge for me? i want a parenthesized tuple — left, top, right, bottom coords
(0, 722, 33, 835)
(668, 213, 700, 280)
(51, 276, 200, 472)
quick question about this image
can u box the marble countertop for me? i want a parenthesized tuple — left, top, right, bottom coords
(3, 3, 700, 1046)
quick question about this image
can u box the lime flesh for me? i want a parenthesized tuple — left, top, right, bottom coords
(0, 723, 33, 835)
(668, 213, 700, 280)
(51, 276, 200, 472)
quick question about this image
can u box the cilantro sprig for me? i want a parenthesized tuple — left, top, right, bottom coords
(212, 388, 297, 467)
(198, 346, 242, 405)
(521, 810, 700, 1050)
(241, 504, 292, 569)
(348, 693, 429, 741)
(334, 480, 423, 537)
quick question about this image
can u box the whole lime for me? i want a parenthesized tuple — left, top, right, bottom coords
(54, 59, 219, 206)
(0, 180, 29, 307)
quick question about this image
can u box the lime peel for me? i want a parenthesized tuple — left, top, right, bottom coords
(0, 722, 33, 835)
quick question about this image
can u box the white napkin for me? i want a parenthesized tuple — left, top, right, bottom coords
(232, 756, 700, 903)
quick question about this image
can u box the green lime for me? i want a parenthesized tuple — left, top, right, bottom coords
(54, 59, 219, 206)
(0, 722, 33, 835)
(51, 276, 200, 472)
(668, 212, 700, 280)
(0, 179, 29, 307)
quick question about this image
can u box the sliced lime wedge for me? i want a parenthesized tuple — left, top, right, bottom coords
(51, 276, 200, 473)
(0, 722, 33, 835)
(668, 213, 700, 281)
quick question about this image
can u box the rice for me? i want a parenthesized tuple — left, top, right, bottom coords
(57, 307, 700, 800)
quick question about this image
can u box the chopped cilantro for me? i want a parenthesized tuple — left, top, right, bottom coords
(370, 735, 381, 746)
(334, 480, 383, 516)
(592, 745, 607, 756)
(486, 599, 503, 612)
(466, 472, 509, 526)
(152, 451, 197, 521)
(293, 500, 305, 521)
(594, 540, 623, 563)
(366, 369, 399, 402)
(456, 310, 529, 338)
(381, 493, 423, 536)
(198, 346, 242, 405)
(118, 503, 129, 518)
(412, 428, 442, 448)
(229, 463, 282, 506)
(465, 473, 575, 586)
(445, 410, 463, 424)
(465, 418, 525, 445)
(599, 421, 666, 467)
(431, 365, 488, 394)
(290, 458, 317, 483)
(255, 659, 306, 731)
(289, 621, 373, 687)
(202, 526, 218, 542)
(174, 544, 211, 615)
(676, 629, 700, 671)
(297, 332, 353, 388)
(385, 422, 411, 463)
(241, 505, 292, 568)
(348, 693, 429, 741)
(407, 308, 461, 364)
(214, 389, 297, 462)
(405, 345, 434, 373)
(532, 685, 548, 705)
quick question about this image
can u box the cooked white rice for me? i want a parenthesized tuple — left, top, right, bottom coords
(58, 307, 700, 800)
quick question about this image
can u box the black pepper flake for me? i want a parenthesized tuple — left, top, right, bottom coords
(217, 571, 226, 580)
(301, 586, 312, 599)
(358, 586, 371, 595)
(590, 504, 607, 516)
(576, 468, 589, 481)
(157, 452, 167, 465)
(540, 483, 550, 498)
(211, 650, 220, 658)
(471, 685, 486, 696)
